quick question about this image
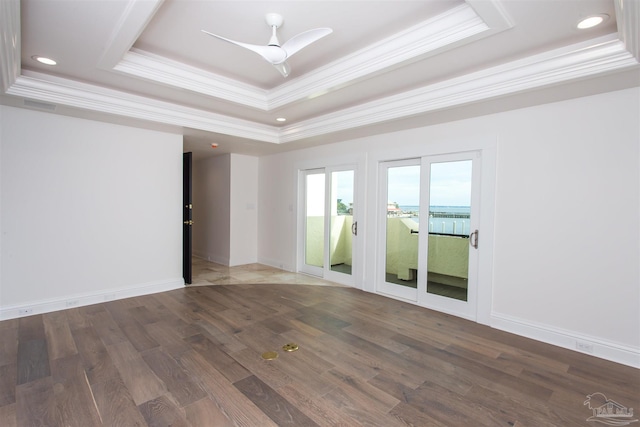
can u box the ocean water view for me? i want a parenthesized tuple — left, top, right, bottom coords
(400, 205, 471, 236)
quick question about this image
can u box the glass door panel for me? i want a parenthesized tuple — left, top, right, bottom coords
(304, 171, 325, 272)
(425, 160, 472, 302)
(378, 160, 420, 301)
(300, 166, 358, 285)
(329, 170, 354, 276)
(418, 152, 479, 320)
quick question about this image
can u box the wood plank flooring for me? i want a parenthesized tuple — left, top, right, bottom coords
(1, 278, 638, 426)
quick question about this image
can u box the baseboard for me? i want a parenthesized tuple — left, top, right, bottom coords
(490, 312, 640, 368)
(0, 278, 184, 320)
(257, 256, 294, 272)
(193, 250, 229, 266)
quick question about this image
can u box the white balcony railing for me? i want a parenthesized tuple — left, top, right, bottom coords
(306, 216, 468, 285)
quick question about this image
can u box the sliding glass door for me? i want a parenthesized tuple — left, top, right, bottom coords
(378, 152, 480, 320)
(417, 153, 479, 320)
(377, 159, 421, 300)
(300, 166, 357, 285)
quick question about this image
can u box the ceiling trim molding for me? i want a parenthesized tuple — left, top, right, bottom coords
(114, 49, 269, 110)
(266, 3, 493, 109)
(465, 0, 513, 30)
(6, 71, 280, 143)
(3, 2, 637, 147)
(0, 0, 20, 93)
(278, 35, 639, 143)
(112, 2, 501, 112)
(97, 0, 165, 70)
(616, 0, 639, 61)
(5, 34, 636, 147)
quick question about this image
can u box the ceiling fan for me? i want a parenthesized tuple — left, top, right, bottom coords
(202, 13, 332, 77)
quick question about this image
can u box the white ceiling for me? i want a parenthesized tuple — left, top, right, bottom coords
(1, 0, 639, 159)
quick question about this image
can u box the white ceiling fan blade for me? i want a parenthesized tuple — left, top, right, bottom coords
(201, 30, 287, 64)
(282, 28, 332, 59)
(273, 61, 290, 77)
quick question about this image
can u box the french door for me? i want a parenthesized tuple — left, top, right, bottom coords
(378, 152, 480, 320)
(300, 165, 357, 285)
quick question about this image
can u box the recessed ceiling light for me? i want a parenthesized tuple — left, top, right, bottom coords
(577, 14, 609, 29)
(31, 56, 57, 65)
(276, 117, 287, 122)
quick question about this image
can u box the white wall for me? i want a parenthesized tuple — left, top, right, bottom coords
(258, 151, 297, 271)
(0, 106, 184, 318)
(489, 88, 639, 365)
(229, 154, 258, 266)
(258, 87, 640, 366)
(192, 153, 258, 266)
(192, 154, 230, 264)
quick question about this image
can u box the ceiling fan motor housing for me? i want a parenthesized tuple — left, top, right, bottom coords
(265, 13, 284, 29)
(266, 13, 284, 47)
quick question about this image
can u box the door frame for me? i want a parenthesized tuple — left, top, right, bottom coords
(323, 165, 358, 286)
(295, 154, 365, 288)
(376, 158, 421, 302)
(299, 168, 325, 278)
(182, 152, 193, 285)
(416, 151, 481, 321)
(367, 136, 496, 325)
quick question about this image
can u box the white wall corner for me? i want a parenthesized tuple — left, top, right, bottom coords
(0, 0, 20, 93)
(257, 256, 293, 273)
(193, 252, 229, 266)
(465, 0, 514, 31)
(616, 0, 640, 61)
(0, 278, 184, 321)
(97, 0, 165, 70)
(490, 312, 640, 368)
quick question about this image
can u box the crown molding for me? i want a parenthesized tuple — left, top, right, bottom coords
(114, 49, 269, 110)
(5, 34, 636, 146)
(112, 2, 499, 112)
(0, 0, 20, 93)
(2, 1, 638, 146)
(278, 35, 639, 143)
(6, 70, 280, 143)
(616, 0, 639, 61)
(266, 3, 493, 109)
(97, 0, 165, 70)
(465, 0, 513, 30)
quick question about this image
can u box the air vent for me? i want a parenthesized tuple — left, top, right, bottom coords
(23, 99, 57, 111)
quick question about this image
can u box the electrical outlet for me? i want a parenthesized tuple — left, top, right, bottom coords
(18, 307, 34, 316)
(576, 341, 594, 354)
(66, 299, 79, 308)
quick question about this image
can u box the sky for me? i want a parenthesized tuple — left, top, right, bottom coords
(388, 160, 472, 206)
(306, 160, 472, 215)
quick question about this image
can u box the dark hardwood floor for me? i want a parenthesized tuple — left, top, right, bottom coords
(1, 277, 638, 426)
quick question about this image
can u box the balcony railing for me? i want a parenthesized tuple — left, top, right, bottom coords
(305, 216, 468, 286)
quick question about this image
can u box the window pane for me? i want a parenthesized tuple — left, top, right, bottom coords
(385, 165, 420, 288)
(426, 160, 472, 301)
(305, 172, 325, 268)
(330, 170, 354, 275)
